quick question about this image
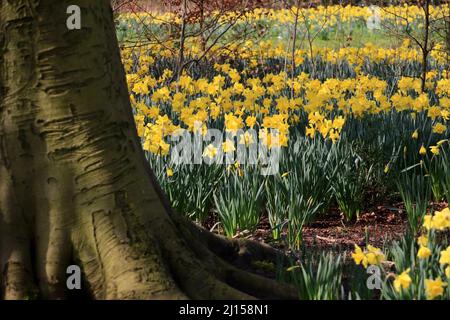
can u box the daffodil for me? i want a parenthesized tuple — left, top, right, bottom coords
(430, 145, 440, 155)
(245, 115, 257, 128)
(393, 268, 412, 292)
(423, 215, 433, 230)
(432, 123, 446, 134)
(417, 246, 432, 259)
(440, 246, 450, 266)
(238, 131, 254, 146)
(328, 129, 340, 143)
(419, 145, 427, 155)
(352, 244, 368, 268)
(417, 234, 428, 247)
(203, 144, 218, 159)
(222, 139, 236, 153)
(424, 277, 447, 300)
(432, 208, 450, 230)
(366, 245, 385, 265)
(305, 126, 315, 138)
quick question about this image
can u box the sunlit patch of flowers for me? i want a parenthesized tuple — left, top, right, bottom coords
(125, 62, 450, 157)
(119, 4, 450, 299)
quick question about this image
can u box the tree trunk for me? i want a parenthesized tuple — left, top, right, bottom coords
(176, 0, 187, 81)
(420, 0, 430, 93)
(0, 0, 297, 300)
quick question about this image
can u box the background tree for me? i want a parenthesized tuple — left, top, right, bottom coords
(290, 1, 337, 78)
(0, 0, 296, 300)
(382, 0, 439, 92)
(121, 0, 266, 80)
(111, 0, 135, 12)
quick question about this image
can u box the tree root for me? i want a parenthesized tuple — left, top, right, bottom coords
(169, 203, 288, 269)
(154, 193, 298, 300)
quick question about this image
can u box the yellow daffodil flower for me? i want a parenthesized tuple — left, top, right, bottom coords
(393, 268, 412, 292)
(417, 246, 432, 259)
(424, 278, 447, 300)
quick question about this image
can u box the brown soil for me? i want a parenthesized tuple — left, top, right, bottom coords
(202, 201, 448, 255)
(302, 206, 406, 251)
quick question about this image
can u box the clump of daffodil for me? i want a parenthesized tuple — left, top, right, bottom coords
(423, 208, 450, 231)
(352, 244, 385, 268)
(306, 113, 345, 143)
